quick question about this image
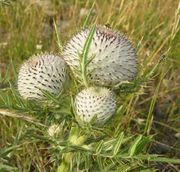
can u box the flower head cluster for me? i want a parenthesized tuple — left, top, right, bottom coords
(17, 25, 137, 124)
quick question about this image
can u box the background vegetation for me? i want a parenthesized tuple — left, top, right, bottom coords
(0, 0, 179, 171)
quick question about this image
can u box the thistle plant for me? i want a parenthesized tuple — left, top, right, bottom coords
(17, 53, 67, 100)
(0, 12, 179, 171)
(3, 0, 180, 171)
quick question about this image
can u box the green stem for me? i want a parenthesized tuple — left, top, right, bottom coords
(57, 153, 73, 172)
(81, 63, 88, 88)
(57, 127, 88, 172)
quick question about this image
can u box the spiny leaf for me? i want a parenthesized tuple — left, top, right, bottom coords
(80, 25, 96, 87)
(112, 132, 124, 156)
(128, 135, 143, 156)
(82, 1, 96, 29)
(95, 140, 104, 155)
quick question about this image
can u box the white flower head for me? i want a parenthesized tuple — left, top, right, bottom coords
(74, 87, 116, 124)
(17, 53, 67, 100)
(63, 25, 137, 86)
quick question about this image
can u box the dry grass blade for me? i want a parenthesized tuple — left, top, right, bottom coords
(0, 109, 45, 127)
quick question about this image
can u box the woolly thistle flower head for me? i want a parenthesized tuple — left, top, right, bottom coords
(74, 87, 116, 124)
(48, 124, 61, 137)
(63, 25, 137, 86)
(17, 53, 67, 100)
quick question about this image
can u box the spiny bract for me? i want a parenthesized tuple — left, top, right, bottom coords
(17, 53, 67, 100)
(74, 87, 116, 123)
(63, 25, 137, 86)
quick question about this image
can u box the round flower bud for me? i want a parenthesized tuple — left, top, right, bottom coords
(74, 87, 116, 124)
(63, 25, 137, 86)
(17, 53, 67, 100)
(48, 124, 61, 137)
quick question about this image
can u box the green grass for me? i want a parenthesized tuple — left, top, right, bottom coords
(0, 0, 180, 171)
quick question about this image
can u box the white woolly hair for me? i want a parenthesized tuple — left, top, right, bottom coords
(17, 53, 67, 100)
(63, 25, 137, 86)
(74, 87, 116, 123)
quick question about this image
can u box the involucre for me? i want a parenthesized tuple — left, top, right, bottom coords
(63, 25, 137, 86)
(74, 87, 116, 124)
(17, 53, 67, 100)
